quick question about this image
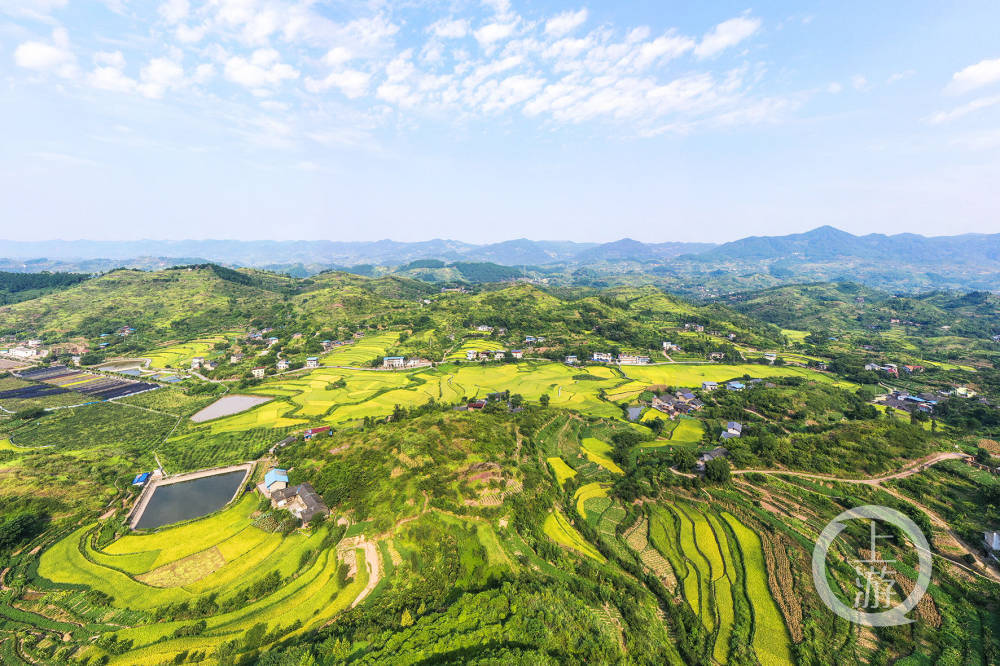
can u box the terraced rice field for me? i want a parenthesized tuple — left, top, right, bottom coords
(321, 332, 401, 366)
(625, 517, 677, 591)
(446, 338, 507, 360)
(722, 512, 793, 665)
(547, 457, 577, 488)
(186, 360, 842, 435)
(640, 502, 792, 665)
(37, 492, 368, 662)
(574, 482, 610, 522)
(543, 508, 605, 563)
(580, 438, 624, 475)
(143, 337, 227, 369)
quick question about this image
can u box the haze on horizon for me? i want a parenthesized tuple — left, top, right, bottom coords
(2, 1, 999, 244)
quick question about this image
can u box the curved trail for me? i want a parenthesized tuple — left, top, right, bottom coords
(731, 452, 1000, 581)
(730, 452, 969, 484)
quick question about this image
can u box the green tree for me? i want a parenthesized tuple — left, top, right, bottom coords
(539, 394, 550, 407)
(704, 457, 731, 483)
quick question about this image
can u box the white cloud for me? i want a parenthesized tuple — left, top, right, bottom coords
(89, 64, 135, 93)
(194, 63, 215, 84)
(176, 23, 207, 43)
(429, 18, 469, 39)
(947, 57, 1000, 94)
(14, 27, 77, 78)
(635, 34, 695, 68)
(158, 0, 188, 24)
(88, 50, 135, 93)
(323, 47, 353, 66)
(94, 50, 126, 68)
(694, 16, 761, 58)
(851, 74, 869, 91)
(139, 57, 185, 98)
(305, 69, 371, 98)
(545, 9, 588, 38)
(2, 0, 67, 21)
(224, 48, 298, 91)
(827, 82, 842, 94)
(928, 95, 1000, 124)
(887, 69, 914, 84)
(474, 22, 516, 47)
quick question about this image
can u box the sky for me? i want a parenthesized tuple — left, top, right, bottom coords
(1, 1, 999, 243)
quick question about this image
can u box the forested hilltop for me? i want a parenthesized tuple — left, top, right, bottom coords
(0, 265, 998, 664)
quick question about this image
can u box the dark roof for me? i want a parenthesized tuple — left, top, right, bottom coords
(272, 482, 329, 522)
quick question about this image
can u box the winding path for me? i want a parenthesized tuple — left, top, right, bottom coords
(731, 452, 1000, 582)
(730, 451, 969, 484)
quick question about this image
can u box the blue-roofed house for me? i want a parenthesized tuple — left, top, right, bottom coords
(264, 468, 289, 494)
(726, 381, 745, 391)
(383, 356, 405, 368)
(132, 472, 150, 486)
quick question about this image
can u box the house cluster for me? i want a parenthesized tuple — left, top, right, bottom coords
(524, 335, 545, 345)
(382, 356, 432, 369)
(465, 349, 506, 361)
(696, 447, 728, 473)
(465, 391, 517, 412)
(992, 334, 1000, 343)
(191, 357, 218, 371)
(651, 389, 704, 417)
(684, 323, 705, 332)
(875, 390, 938, 414)
(1, 341, 48, 359)
(321, 339, 351, 352)
(118, 326, 135, 337)
(864, 363, 924, 377)
(720, 422, 743, 440)
(276, 358, 289, 371)
(591, 352, 650, 365)
(474, 325, 506, 334)
(662, 341, 681, 352)
(259, 468, 330, 524)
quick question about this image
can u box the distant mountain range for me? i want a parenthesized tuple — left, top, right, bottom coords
(2, 226, 999, 292)
(0, 237, 713, 267)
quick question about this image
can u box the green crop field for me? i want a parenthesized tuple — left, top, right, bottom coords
(547, 456, 577, 488)
(321, 331, 401, 366)
(579, 437, 624, 474)
(722, 512, 793, 666)
(143, 336, 228, 369)
(446, 338, 507, 360)
(574, 482, 610, 521)
(3, 267, 996, 664)
(670, 416, 704, 443)
(543, 509, 605, 563)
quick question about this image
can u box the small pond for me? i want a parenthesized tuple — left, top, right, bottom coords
(134, 471, 246, 530)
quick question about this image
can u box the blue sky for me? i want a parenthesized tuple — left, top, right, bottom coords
(2, 1, 999, 243)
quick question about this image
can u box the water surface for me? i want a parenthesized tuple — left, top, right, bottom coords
(135, 471, 245, 529)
